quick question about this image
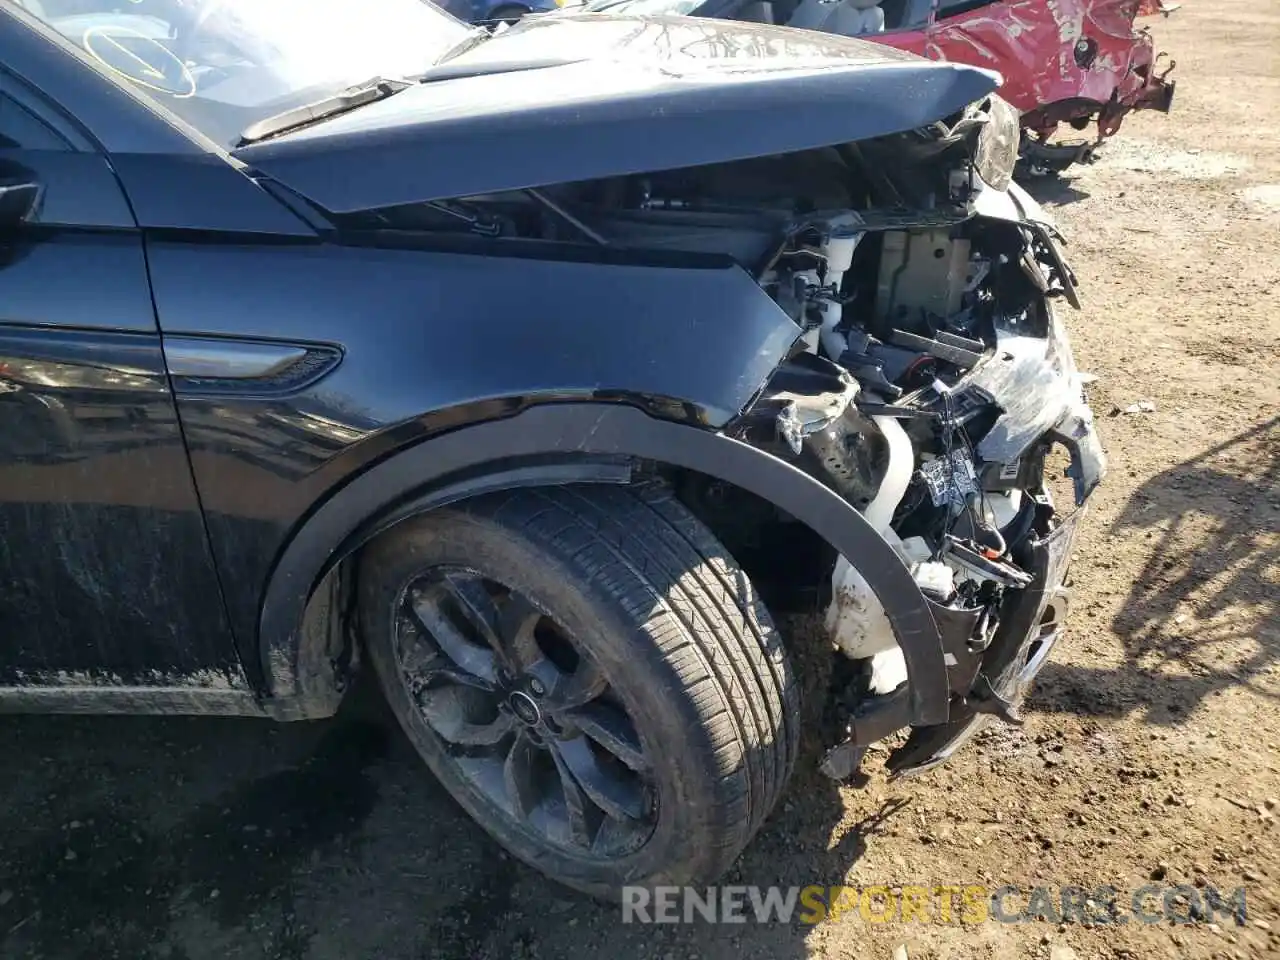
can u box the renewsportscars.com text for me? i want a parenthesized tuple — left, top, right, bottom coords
(621, 884, 1250, 926)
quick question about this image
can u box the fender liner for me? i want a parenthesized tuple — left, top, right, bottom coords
(259, 402, 949, 725)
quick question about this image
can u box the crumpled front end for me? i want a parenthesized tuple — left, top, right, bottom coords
(893, 0, 1177, 172)
(723, 166, 1108, 777)
(1018, 0, 1176, 136)
(322, 89, 1104, 778)
(666, 95, 1108, 779)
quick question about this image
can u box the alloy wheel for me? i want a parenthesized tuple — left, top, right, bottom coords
(392, 567, 657, 858)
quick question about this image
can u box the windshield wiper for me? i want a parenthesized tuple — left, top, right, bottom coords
(236, 77, 411, 147)
(435, 24, 498, 64)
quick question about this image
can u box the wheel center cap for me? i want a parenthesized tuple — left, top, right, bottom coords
(508, 690, 542, 726)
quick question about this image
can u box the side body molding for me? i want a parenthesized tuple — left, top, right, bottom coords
(260, 403, 949, 725)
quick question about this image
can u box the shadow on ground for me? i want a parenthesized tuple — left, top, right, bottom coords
(1019, 172, 1093, 207)
(6, 424, 1274, 957)
(0, 640, 902, 960)
(0, 695, 394, 960)
(1034, 417, 1279, 722)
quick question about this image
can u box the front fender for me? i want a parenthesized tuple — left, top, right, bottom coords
(148, 239, 806, 690)
(259, 403, 950, 725)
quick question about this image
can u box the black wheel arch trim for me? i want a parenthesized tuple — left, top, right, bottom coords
(258, 402, 949, 726)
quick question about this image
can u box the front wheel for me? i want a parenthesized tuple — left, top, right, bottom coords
(358, 484, 798, 899)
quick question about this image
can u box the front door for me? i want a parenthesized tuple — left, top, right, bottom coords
(0, 70, 244, 691)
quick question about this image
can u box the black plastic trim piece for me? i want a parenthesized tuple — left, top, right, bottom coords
(0, 684, 337, 720)
(164, 338, 310, 380)
(0, 685, 268, 717)
(258, 403, 949, 725)
(164, 337, 342, 396)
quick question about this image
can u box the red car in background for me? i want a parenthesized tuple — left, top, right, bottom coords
(566, 0, 1178, 172)
(875, 0, 1177, 171)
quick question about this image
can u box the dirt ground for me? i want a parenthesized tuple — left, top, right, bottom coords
(2, 2, 1278, 958)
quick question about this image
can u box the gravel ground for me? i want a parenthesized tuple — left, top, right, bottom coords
(2, 2, 1278, 958)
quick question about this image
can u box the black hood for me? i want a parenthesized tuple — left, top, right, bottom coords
(233, 14, 1000, 214)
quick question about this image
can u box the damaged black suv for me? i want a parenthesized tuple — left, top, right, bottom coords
(0, 0, 1102, 897)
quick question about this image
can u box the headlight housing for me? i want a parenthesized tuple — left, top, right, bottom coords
(974, 94, 1021, 192)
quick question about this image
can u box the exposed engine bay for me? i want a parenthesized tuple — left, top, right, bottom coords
(346, 94, 1104, 780)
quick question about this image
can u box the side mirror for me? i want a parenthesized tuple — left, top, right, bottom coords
(0, 178, 42, 228)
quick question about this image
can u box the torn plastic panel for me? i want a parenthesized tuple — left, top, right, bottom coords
(886, 504, 1082, 778)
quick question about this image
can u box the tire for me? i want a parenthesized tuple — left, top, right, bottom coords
(359, 483, 798, 899)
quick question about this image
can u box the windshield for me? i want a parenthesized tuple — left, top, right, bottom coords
(11, 0, 475, 149)
(579, 0, 704, 12)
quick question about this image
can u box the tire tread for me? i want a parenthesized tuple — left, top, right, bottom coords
(361, 481, 797, 892)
